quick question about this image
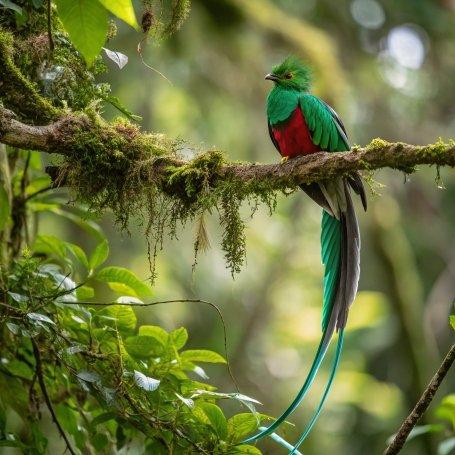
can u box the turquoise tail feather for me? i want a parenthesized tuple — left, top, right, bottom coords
(240, 316, 337, 445)
(258, 428, 303, 455)
(241, 183, 360, 449)
(289, 329, 344, 454)
(241, 209, 344, 446)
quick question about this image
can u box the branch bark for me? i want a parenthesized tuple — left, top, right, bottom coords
(384, 341, 455, 455)
(1, 104, 455, 191)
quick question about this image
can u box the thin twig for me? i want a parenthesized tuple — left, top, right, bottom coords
(384, 341, 455, 455)
(47, 0, 54, 51)
(20, 151, 31, 195)
(31, 339, 76, 455)
(24, 185, 54, 202)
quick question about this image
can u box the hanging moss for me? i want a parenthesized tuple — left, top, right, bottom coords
(141, 0, 191, 41)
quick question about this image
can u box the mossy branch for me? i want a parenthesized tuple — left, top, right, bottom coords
(1, 104, 455, 188)
(1, 103, 455, 276)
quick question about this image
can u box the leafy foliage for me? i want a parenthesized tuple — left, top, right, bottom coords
(0, 0, 270, 441)
(0, 149, 268, 453)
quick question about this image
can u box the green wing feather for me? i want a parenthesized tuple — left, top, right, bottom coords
(320, 210, 341, 331)
(299, 94, 349, 152)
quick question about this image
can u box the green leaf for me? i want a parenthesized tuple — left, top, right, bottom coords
(439, 437, 455, 455)
(124, 335, 164, 359)
(0, 374, 29, 417)
(387, 424, 443, 445)
(90, 412, 117, 429)
(134, 370, 160, 391)
(77, 370, 101, 383)
(191, 390, 261, 416)
(195, 403, 227, 440)
(36, 234, 67, 260)
(102, 48, 128, 69)
(108, 282, 138, 297)
(175, 393, 194, 409)
(227, 414, 259, 442)
(407, 424, 444, 440)
(8, 292, 28, 304)
(28, 202, 60, 212)
(92, 432, 109, 451)
(192, 365, 209, 380)
(89, 239, 109, 271)
(27, 313, 55, 325)
(96, 305, 137, 332)
(229, 446, 263, 454)
(55, 0, 108, 66)
(450, 315, 455, 331)
(56, 404, 78, 435)
(99, 93, 142, 121)
(66, 242, 89, 270)
(97, 0, 139, 29)
(48, 208, 105, 242)
(181, 350, 226, 364)
(0, 186, 11, 233)
(0, 440, 30, 449)
(171, 327, 188, 350)
(138, 325, 169, 345)
(30, 421, 48, 452)
(0, 0, 22, 14)
(95, 266, 152, 296)
(116, 296, 143, 304)
(6, 322, 21, 335)
(76, 285, 95, 300)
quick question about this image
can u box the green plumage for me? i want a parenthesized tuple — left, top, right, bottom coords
(321, 211, 341, 330)
(266, 87, 299, 123)
(300, 96, 348, 151)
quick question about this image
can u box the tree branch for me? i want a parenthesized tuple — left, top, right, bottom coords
(31, 338, 76, 455)
(1, 104, 455, 192)
(384, 341, 455, 455)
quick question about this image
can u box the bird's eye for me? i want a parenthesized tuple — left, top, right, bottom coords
(285, 73, 293, 79)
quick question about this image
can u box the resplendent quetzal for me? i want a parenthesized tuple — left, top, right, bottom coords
(242, 57, 367, 452)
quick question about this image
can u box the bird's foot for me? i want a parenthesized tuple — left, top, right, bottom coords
(280, 156, 289, 164)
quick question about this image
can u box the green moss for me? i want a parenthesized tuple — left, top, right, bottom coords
(165, 151, 225, 203)
(1, 1, 111, 119)
(142, 0, 191, 41)
(366, 138, 389, 152)
(0, 30, 60, 123)
(424, 138, 448, 158)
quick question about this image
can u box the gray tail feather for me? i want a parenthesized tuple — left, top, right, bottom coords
(348, 172, 368, 211)
(333, 181, 361, 330)
(301, 179, 361, 340)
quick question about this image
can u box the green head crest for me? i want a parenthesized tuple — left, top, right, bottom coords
(265, 56, 312, 91)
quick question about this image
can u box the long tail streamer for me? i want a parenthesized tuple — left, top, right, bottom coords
(240, 327, 334, 445)
(290, 329, 344, 454)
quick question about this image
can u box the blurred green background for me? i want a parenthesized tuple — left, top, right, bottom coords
(42, 0, 455, 453)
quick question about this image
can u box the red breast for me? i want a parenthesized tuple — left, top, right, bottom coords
(271, 107, 321, 157)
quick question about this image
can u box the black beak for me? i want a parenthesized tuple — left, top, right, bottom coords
(265, 73, 279, 82)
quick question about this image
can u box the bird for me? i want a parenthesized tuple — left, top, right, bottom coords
(241, 56, 367, 452)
